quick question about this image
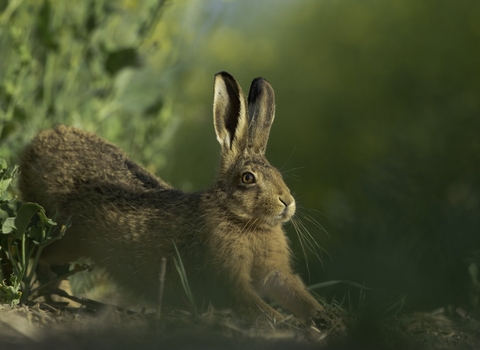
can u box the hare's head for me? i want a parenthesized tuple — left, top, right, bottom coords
(213, 72, 295, 228)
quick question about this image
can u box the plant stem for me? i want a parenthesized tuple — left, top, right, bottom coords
(156, 257, 167, 321)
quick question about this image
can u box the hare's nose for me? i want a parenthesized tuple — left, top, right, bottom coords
(279, 194, 295, 208)
(279, 194, 296, 219)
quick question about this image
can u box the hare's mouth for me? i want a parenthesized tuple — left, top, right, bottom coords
(277, 206, 294, 223)
(254, 209, 292, 227)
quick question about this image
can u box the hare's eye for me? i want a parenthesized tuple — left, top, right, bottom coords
(241, 172, 256, 184)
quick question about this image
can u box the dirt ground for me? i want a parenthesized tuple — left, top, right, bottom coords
(1, 300, 479, 350)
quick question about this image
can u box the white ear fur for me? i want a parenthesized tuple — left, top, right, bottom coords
(213, 72, 248, 153)
(213, 77, 231, 148)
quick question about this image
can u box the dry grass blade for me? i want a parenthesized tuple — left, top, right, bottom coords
(172, 241, 198, 317)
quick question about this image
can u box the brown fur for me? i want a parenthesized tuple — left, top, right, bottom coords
(18, 72, 324, 324)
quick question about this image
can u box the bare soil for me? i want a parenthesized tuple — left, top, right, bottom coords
(1, 300, 479, 350)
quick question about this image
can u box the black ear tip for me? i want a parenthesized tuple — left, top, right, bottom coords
(252, 77, 268, 84)
(250, 77, 272, 92)
(248, 77, 273, 103)
(215, 71, 235, 80)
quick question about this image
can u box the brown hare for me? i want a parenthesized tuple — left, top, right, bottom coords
(19, 72, 326, 326)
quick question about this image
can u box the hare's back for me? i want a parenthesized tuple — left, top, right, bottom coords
(19, 125, 168, 212)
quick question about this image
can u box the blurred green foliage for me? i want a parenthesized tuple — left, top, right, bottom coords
(0, 0, 177, 173)
(161, 0, 480, 314)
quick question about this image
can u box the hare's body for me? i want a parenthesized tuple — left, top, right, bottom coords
(19, 72, 325, 324)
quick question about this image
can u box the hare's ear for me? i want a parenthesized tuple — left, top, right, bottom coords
(247, 77, 275, 154)
(213, 72, 249, 153)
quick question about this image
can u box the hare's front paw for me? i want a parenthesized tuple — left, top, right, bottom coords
(311, 306, 348, 333)
(257, 305, 285, 324)
(311, 308, 332, 330)
(236, 299, 285, 325)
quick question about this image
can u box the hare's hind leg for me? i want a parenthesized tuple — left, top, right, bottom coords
(34, 261, 81, 307)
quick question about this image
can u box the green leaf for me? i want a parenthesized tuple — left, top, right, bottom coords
(28, 226, 43, 242)
(37, 208, 56, 227)
(0, 162, 18, 197)
(0, 179, 12, 196)
(0, 209, 8, 219)
(13, 202, 43, 237)
(2, 217, 15, 234)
